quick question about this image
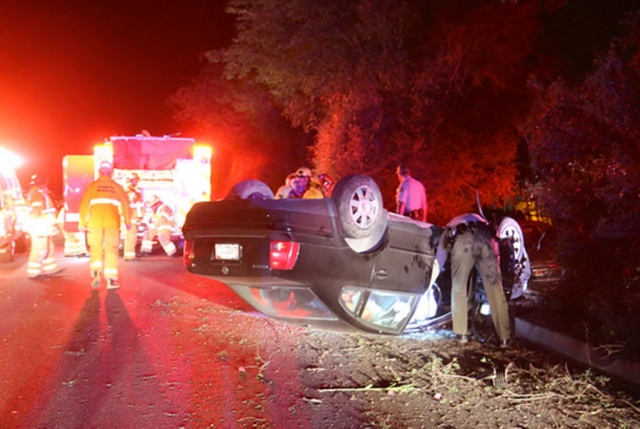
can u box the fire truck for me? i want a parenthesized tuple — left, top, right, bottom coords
(62, 133, 212, 245)
(0, 147, 29, 262)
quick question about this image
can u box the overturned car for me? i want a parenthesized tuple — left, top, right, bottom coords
(182, 175, 530, 340)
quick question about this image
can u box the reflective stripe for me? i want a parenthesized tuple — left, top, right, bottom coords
(163, 241, 177, 256)
(27, 261, 43, 277)
(43, 258, 59, 274)
(65, 212, 80, 222)
(140, 239, 154, 253)
(89, 198, 122, 208)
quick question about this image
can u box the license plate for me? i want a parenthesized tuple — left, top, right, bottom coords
(214, 243, 241, 261)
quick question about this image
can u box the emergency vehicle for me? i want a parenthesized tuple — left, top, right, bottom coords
(0, 147, 29, 262)
(62, 133, 212, 243)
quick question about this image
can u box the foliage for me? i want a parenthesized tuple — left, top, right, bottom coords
(177, 0, 552, 223)
(171, 63, 311, 196)
(522, 55, 640, 238)
(522, 12, 640, 237)
(521, 12, 640, 351)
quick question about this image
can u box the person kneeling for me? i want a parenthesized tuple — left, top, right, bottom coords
(139, 195, 178, 257)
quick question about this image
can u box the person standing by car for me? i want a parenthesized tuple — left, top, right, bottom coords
(139, 194, 177, 257)
(123, 172, 144, 261)
(79, 161, 130, 289)
(26, 175, 60, 279)
(437, 213, 511, 347)
(395, 164, 427, 222)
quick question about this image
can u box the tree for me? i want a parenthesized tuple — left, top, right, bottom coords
(522, 47, 640, 241)
(521, 14, 640, 347)
(171, 62, 311, 195)
(199, 0, 547, 223)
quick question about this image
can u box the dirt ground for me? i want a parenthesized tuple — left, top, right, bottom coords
(166, 294, 640, 429)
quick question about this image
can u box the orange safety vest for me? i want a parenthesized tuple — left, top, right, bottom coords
(79, 175, 131, 230)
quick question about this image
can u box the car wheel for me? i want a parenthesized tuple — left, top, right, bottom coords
(498, 217, 525, 261)
(498, 217, 530, 299)
(227, 180, 274, 199)
(15, 232, 30, 253)
(0, 240, 16, 263)
(332, 174, 387, 253)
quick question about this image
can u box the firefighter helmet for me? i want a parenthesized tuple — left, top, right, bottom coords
(294, 167, 312, 178)
(98, 160, 113, 174)
(317, 173, 334, 196)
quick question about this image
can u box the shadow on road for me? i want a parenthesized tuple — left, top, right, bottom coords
(67, 290, 101, 354)
(22, 289, 164, 428)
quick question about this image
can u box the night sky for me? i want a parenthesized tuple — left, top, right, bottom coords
(2, 0, 640, 194)
(0, 0, 234, 191)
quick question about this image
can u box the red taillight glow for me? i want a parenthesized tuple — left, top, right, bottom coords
(183, 240, 194, 265)
(269, 241, 300, 270)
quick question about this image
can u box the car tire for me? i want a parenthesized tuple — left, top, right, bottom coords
(498, 217, 525, 261)
(0, 240, 15, 263)
(227, 180, 274, 200)
(332, 174, 387, 253)
(498, 217, 530, 299)
(15, 232, 30, 253)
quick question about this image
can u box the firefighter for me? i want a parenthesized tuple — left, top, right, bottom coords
(140, 194, 177, 257)
(276, 167, 329, 199)
(290, 167, 312, 198)
(123, 172, 144, 261)
(78, 161, 131, 289)
(309, 173, 335, 198)
(26, 174, 60, 279)
(275, 173, 296, 199)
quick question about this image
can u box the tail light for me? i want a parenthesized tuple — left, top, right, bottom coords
(270, 241, 300, 270)
(183, 239, 194, 265)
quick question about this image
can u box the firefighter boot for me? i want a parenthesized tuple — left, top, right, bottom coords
(107, 278, 120, 290)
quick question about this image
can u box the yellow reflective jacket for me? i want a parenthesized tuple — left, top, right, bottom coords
(79, 175, 130, 230)
(26, 186, 56, 236)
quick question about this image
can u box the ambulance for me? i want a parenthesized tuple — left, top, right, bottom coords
(62, 133, 212, 245)
(0, 147, 29, 262)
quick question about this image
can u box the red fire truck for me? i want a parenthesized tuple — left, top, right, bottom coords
(62, 133, 212, 243)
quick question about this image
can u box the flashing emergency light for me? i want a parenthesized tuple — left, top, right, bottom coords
(0, 147, 23, 169)
(193, 144, 212, 163)
(93, 141, 114, 164)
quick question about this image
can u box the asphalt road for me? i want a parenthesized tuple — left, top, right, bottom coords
(0, 244, 287, 428)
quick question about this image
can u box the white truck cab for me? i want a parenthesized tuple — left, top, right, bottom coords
(0, 147, 29, 262)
